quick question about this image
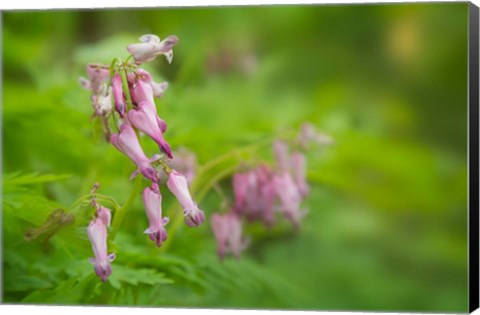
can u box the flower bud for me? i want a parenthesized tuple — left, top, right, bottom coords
(111, 74, 126, 117)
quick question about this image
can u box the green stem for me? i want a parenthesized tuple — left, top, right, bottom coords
(196, 164, 239, 203)
(120, 66, 133, 108)
(108, 57, 122, 85)
(68, 194, 120, 211)
(110, 176, 143, 240)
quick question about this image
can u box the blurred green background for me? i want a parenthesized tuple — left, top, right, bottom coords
(2, 3, 469, 312)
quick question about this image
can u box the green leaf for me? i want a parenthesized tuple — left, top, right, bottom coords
(108, 265, 174, 290)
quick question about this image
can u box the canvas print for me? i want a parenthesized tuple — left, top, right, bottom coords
(2, 3, 473, 312)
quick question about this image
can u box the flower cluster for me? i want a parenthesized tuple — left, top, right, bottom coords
(211, 124, 332, 259)
(81, 34, 205, 282)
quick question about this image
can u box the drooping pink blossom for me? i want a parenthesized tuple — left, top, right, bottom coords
(166, 170, 205, 227)
(232, 172, 249, 213)
(111, 74, 126, 117)
(142, 182, 169, 247)
(272, 172, 307, 230)
(127, 34, 179, 64)
(273, 140, 290, 173)
(136, 68, 169, 98)
(232, 166, 276, 226)
(243, 170, 261, 221)
(211, 212, 249, 259)
(110, 123, 158, 181)
(291, 151, 309, 198)
(131, 76, 155, 106)
(131, 79, 167, 133)
(128, 101, 172, 158)
(254, 165, 277, 228)
(258, 181, 277, 228)
(87, 215, 115, 282)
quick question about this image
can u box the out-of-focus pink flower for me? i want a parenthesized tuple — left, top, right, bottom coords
(142, 182, 169, 247)
(127, 34, 179, 64)
(80, 64, 110, 95)
(110, 123, 158, 181)
(166, 170, 205, 227)
(244, 171, 261, 221)
(297, 123, 334, 149)
(128, 102, 172, 158)
(291, 151, 309, 198)
(258, 181, 277, 228)
(272, 172, 307, 230)
(232, 172, 249, 213)
(211, 212, 249, 259)
(233, 166, 276, 226)
(274, 140, 290, 173)
(87, 215, 115, 282)
(111, 74, 126, 117)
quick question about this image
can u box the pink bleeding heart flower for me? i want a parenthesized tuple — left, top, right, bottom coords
(272, 172, 307, 230)
(142, 182, 169, 247)
(131, 77, 154, 105)
(274, 140, 290, 173)
(255, 165, 277, 227)
(87, 213, 115, 282)
(258, 181, 277, 228)
(131, 79, 168, 133)
(166, 170, 205, 227)
(211, 212, 249, 260)
(232, 172, 249, 213)
(110, 123, 158, 181)
(243, 170, 262, 221)
(136, 68, 169, 98)
(111, 74, 126, 117)
(128, 101, 172, 159)
(127, 34, 179, 64)
(291, 151, 309, 198)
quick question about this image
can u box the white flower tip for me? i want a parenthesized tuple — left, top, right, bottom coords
(165, 50, 174, 64)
